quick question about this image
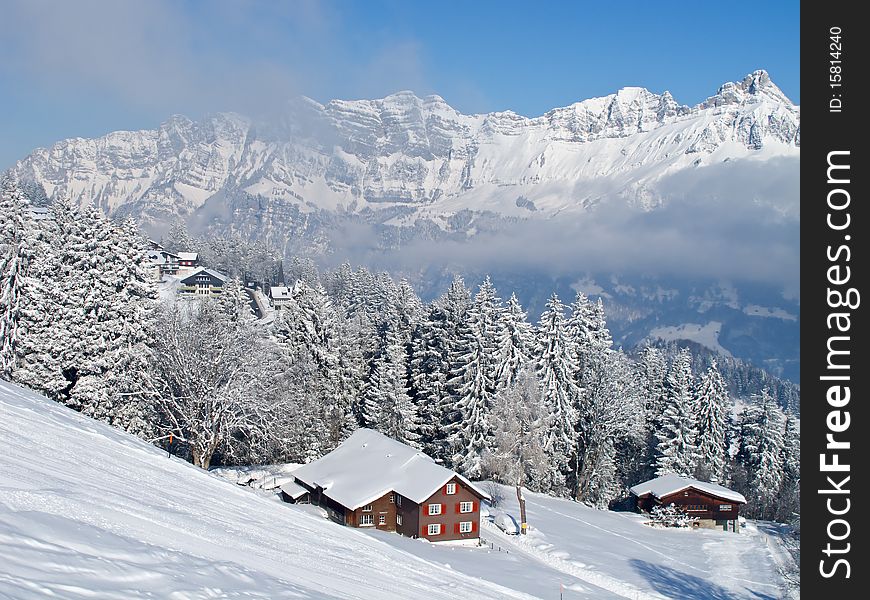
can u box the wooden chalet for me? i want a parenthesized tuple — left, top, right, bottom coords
(630, 474, 746, 532)
(291, 429, 490, 543)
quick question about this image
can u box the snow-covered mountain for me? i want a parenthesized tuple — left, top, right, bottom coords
(12, 70, 798, 224)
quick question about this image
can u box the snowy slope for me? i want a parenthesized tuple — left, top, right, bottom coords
(465, 484, 791, 600)
(0, 378, 794, 599)
(12, 71, 798, 225)
(0, 379, 534, 600)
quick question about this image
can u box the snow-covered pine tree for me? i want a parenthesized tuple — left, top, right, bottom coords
(438, 276, 472, 466)
(693, 361, 730, 483)
(638, 346, 668, 421)
(274, 281, 351, 450)
(393, 278, 424, 342)
(363, 320, 420, 446)
(409, 303, 451, 459)
(655, 348, 697, 477)
(10, 201, 157, 433)
(0, 177, 33, 378)
(94, 217, 159, 436)
(777, 413, 800, 523)
(494, 293, 534, 391)
(451, 277, 502, 478)
(162, 220, 197, 255)
(575, 349, 645, 507)
(323, 262, 356, 308)
(8, 198, 65, 398)
(566, 292, 614, 376)
(637, 345, 668, 479)
(739, 389, 785, 520)
(55, 207, 157, 431)
(333, 310, 366, 437)
(534, 293, 580, 494)
(215, 278, 254, 322)
(567, 292, 643, 504)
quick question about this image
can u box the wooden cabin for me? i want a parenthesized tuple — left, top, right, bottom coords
(630, 474, 746, 532)
(291, 429, 490, 543)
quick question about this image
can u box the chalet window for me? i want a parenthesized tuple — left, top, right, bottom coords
(459, 521, 472, 533)
(378, 515, 386, 525)
(396, 495, 402, 506)
(719, 504, 732, 511)
(397, 514, 403, 526)
(359, 514, 374, 526)
(362, 504, 373, 512)
(446, 483, 456, 495)
(459, 501, 474, 513)
(428, 503, 442, 516)
(389, 494, 395, 503)
(428, 523, 441, 536)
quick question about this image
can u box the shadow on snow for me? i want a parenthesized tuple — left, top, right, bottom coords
(629, 559, 779, 600)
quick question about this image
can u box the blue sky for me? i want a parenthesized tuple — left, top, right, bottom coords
(1, 0, 799, 170)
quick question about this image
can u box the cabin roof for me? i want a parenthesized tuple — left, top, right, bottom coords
(180, 267, 228, 284)
(178, 252, 199, 261)
(293, 428, 490, 510)
(270, 286, 291, 300)
(629, 474, 746, 504)
(279, 481, 309, 500)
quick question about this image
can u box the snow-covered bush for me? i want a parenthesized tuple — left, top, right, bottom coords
(649, 503, 698, 528)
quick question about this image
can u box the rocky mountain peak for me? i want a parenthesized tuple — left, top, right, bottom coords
(12, 70, 799, 225)
(702, 69, 793, 109)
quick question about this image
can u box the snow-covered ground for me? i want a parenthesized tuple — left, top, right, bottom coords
(0, 380, 533, 599)
(457, 485, 794, 600)
(0, 378, 794, 599)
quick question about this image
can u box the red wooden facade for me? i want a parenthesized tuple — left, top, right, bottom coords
(298, 475, 485, 542)
(413, 476, 482, 542)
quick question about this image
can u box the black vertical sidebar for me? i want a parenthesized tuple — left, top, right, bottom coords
(802, 1, 866, 597)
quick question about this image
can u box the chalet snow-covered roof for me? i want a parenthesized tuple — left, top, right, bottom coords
(293, 429, 490, 510)
(178, 252, 198, 261)
(146, 250, 179, 265)
(180, 267, 228, 284)
(629, 474, 746, 504)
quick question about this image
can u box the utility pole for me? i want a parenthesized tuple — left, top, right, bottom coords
(516, 472, 527, 535)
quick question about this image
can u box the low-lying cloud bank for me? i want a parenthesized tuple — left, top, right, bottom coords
(326, 157, 800, 296)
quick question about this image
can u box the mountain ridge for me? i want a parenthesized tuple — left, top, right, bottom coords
(11, 70, 799, 225)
